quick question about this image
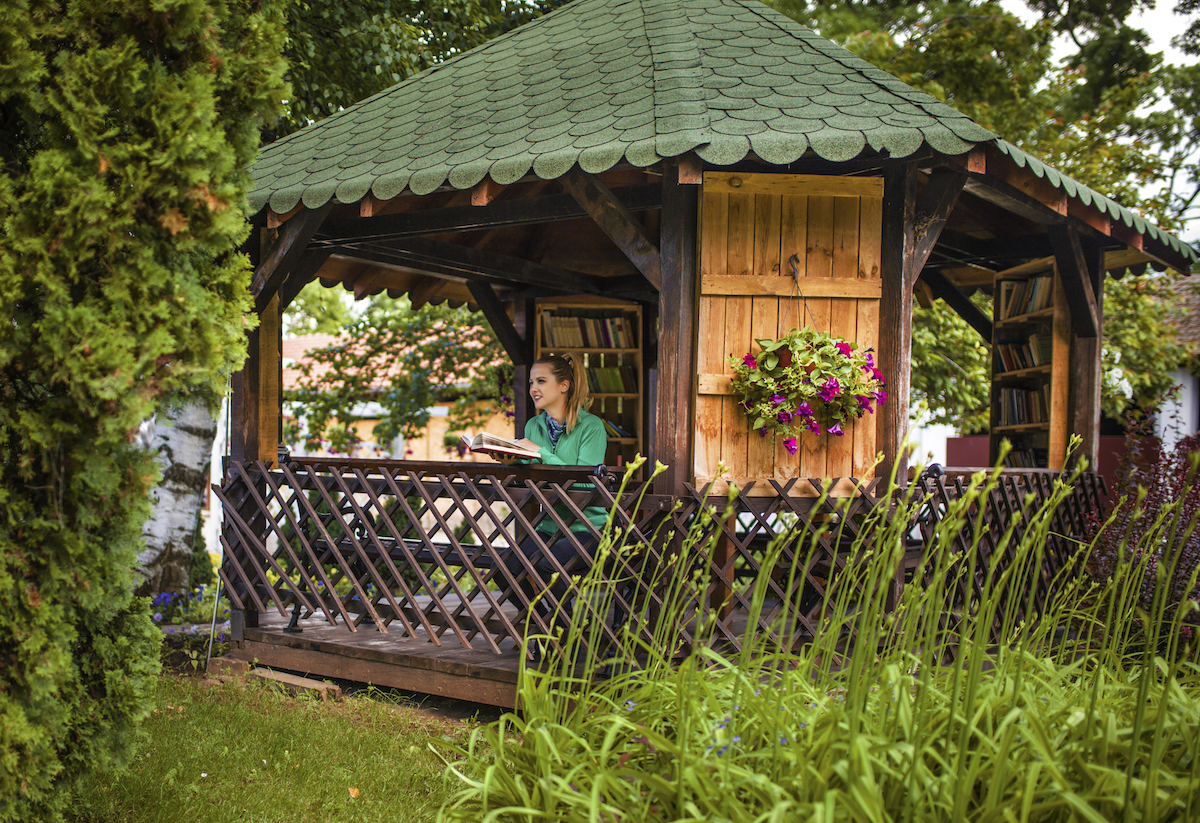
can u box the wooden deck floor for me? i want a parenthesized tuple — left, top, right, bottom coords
(229, 610, 524, 708)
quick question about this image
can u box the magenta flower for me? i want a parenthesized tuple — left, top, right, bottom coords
(759, 426, 768, 437)
(874, 390, 888, 405)
(770, 394, 786, 407)
(806, 418, 821, 435)
(783, 437, 798, 455)
(864, 352, 874, 368)
(836, 341, 853, 357)
(871, 366, 884, 382)
(742, 353, 757, 369)
(797, 402, 813, 418)
(819, 378, 841, 402)
(829, 423, 845, 436)
(856, 394, 873, 413)
(776, 409, 793, 424)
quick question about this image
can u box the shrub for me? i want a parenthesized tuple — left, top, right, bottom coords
(436, 458, 1200, 821)
(1086, 424, 1200, 651)
(0, 2, 285, 819)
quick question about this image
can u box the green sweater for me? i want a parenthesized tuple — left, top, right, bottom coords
(524, 409, 609, 536)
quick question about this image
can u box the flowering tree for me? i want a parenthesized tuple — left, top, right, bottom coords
(285, 298, 510, 455)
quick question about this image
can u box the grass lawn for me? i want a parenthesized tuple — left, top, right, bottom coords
(68, 672, 489, 823)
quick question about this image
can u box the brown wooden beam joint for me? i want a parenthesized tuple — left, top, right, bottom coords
(1049, 226, 1100, 338)
(560, 167, 663, 291)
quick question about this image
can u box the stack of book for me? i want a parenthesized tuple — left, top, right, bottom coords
(995, 334, 1053, 372)
(998, 275, 1054, 320)
(585, 365, 638, 393)
(1003, 448, 1047, 469)
(601, 419, 633, 438)
(997, 385, 1051, 426)
(543, 315, 636, 348)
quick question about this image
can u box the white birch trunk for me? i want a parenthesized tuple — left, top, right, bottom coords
(137, 401, 218, 593)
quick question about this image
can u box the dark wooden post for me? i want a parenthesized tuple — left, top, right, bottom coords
(1067, 237, 1105, 470)
(655, 159, 700, 496)
(512, 298, 536, 435)
(877, 165, 917, 486)
(229, 293, 282, 464)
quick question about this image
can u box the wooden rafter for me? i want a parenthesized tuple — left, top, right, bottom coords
(919, 269, 992, 341)
(467, 281, 530, 365)
(278, 248, 333, 309)
(560, 168, 663, 291)
(253, 203, 332, 311)
(909, 168, 965, 287)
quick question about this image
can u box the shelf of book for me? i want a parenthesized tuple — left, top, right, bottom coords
(536, 298, 644, 475)
(988, 259, 1071, 470)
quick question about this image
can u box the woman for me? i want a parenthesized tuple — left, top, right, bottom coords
(501, 353, 609, 637)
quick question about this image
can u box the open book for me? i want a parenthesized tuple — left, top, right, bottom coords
(459, 432, 541, 460)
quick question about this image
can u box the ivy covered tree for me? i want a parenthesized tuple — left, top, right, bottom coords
(0, 1, 286, 818)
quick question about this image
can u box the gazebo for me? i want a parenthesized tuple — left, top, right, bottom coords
(216, 0, 1198, 705)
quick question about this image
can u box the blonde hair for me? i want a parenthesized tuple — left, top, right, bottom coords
(535, 353, 591, 433)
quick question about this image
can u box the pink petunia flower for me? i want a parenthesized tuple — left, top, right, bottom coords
(770, 394, 786, 407)
(797, 402, 813, 417)
(819, 378, 841, 402)
(836, 341, 853, 357)
(856, 394, 873, 413)
(807, 418, 821, 435)
(829, 423, 845, 436)
(742, 353, 757, 369)
(777, 409, 793, 424)
(783, 437, 798, 455)
(874, 390, 888, 406)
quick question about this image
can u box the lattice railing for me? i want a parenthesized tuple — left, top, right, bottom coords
(216, 458, 1106, 657)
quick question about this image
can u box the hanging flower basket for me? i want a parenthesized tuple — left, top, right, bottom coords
(728, 326, 887, 455)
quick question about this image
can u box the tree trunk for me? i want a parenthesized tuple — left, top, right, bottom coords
(137, 401, 218, 594)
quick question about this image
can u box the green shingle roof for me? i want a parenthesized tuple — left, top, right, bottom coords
(248, 0, 996, 214)
(246, 0, 1197, 269)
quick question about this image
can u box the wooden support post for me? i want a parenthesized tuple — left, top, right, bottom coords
(655, 160, 699, 496)
(1049, 227, 1100, 338)
(230, 293, 282, 464)
(877, 165, 917, 485)
(512, 299, 536, 434)
(1069, 237, 1105, 470)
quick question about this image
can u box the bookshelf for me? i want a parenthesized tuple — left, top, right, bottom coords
(535, 298, 644, 473)
(988, 259, 1071, 469)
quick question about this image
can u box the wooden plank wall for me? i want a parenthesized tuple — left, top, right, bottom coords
(695, 172, 884, 496)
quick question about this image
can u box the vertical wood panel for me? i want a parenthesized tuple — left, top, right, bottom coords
(748, 194, 783, 479)
(695, 191, 729, 486)
(877, 166, 917, 485)
(776, 194, 809, 480)
(722, 194, 756, 482)
(826, 197, 860, 491)
(800, 195, 834, 482)
(853, 196, 883, 480)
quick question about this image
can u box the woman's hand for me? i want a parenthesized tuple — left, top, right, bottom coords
(512, 438, 540, 452)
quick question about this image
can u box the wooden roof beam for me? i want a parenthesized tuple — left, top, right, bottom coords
(559, 168, 662, 291)
(467, 281, 530, 366)
(313, 184, 661, 245)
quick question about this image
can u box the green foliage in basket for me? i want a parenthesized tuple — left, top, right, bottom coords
(728, 327, 886, 454)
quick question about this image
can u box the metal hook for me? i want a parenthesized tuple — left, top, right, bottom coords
(788, 252, 800, 283)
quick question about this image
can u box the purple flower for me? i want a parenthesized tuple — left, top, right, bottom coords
(153, 612, 163, 623)
(770, 394, 786, 407)
(819, 378, 841, 402)
(856, 395, 873, 414)
(797, 402, 813, 418)
(776, 409, 793, 424)
(829, 423, 845, 436)
(836, 341, 853, 357)
(874, 390, 888, 406)
(759, 426, 768, 438)
(807, 418, 822, 435)
(784, 437, 798, 455)
(871, 366, 884, 382)
(742, 353, 757, 369)
(864, 352, 875, 369)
